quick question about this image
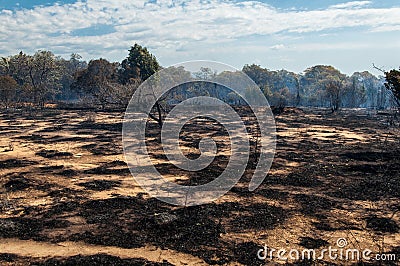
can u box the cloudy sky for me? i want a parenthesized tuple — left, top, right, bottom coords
(0, 0, 399, 74)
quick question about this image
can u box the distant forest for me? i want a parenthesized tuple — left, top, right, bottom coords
(0, 43, 399, 111)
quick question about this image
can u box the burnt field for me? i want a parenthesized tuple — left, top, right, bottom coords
(0, 107, 399, 265)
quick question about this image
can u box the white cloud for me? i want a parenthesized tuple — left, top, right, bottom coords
(329, 1, 372, 9)
(269, 44, 286, 50)
(370, 24, 400, 32)
(0, 0, 399, 63)
(292, 42, 373, 51)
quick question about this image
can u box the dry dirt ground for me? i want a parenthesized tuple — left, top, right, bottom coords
(0, 107, 399, 265)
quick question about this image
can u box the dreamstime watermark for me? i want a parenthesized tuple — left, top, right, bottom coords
(122, 61, 276, 206)
(257, 238, 399, 262)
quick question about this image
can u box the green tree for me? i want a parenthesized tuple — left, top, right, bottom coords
(119, 43, 160, 83)
(384, 68, 400, 108)
(301, 65, 347, 109)
(71, 58, 120, 108)
(194, 67, 215, 80)
(242, 64, 270, 87)
(120, 44, 166, 125)
(27, 50, 62, 106)
(1, 52, 30, 86)
(262, 85, 272, 101)
(1, 51, 63, 106)
(270, 87, 290, 108)
(243, 64, 299, 106)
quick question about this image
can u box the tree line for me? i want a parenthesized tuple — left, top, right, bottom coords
(242, 64, 396, 111)
(0, 44, 159, 110)
(0, 43, 399, 112)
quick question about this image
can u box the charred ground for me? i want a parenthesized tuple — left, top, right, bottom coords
(0, 107, 399, 265)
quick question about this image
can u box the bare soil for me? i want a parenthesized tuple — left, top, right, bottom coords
(0, 107, 399, 265)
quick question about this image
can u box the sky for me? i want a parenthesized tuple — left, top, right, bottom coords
(0, 0, 399, 75)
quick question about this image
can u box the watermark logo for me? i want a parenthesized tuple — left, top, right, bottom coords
(122, 61, 276, 206)
(257, 238, 398, 262)
(336, 238, 347, 248)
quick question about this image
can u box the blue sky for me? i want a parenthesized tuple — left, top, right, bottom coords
(1, 0, 399, 75)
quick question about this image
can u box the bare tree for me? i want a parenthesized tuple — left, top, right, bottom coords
(326, 80, 344, 112)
